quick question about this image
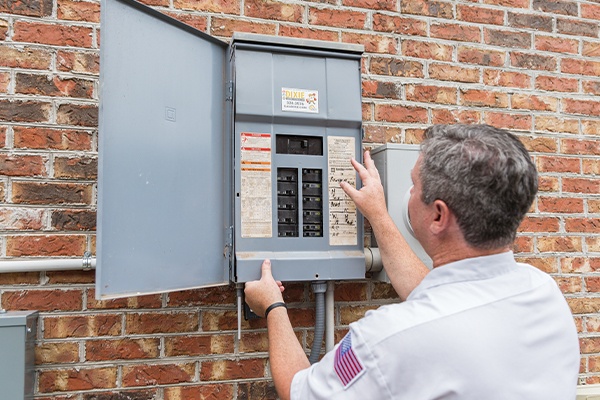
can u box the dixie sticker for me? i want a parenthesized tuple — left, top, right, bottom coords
(281, 88, 319, 113)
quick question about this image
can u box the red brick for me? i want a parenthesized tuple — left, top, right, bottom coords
(561, 139, 600, 156)
(538, 176, 558, 192)
(508, 11, 553, 31)
(210, 17, 276, 37)
(375, 104, 428, 123)
(58, 0, 100, 22)
(342, 32, 396, 54)
(239, 331, 269, 353)
(362, 80, 400, 99)
(517, 216, 560, 232)
(39, 367, 117, 392)
(56, 50, 99, 74)
(14, 21, 94, 47)
(43, 314, 122, 338)
(564, 98, 600, 117)
(56, 103, 98, 127)
(45, 269, 95, 284)
(123, 363, 195, 387)
(429, 63, 479, 83)
(0, 71, 9, 93)
(512, 94, 557, 112)
(483, 70, 530, 88)
(174, 0, 239, 13)
(484, 0, 528, 7)
(564, 180, 597, 201)
(6, 234, 87, 256)
(484, 112, 531, 131)
(536, 155, 580, 173)
(569, 297, 600, 314)
(516, 256, 558, 273)
(556, 276, 582, 294)
(562, 257, 600, 274)
(164, 384, 235, 400)
(16, 73, 94, 98)
(245, 0, 303, 22)
(584, 159, 600, 175)
(362, 103, 373, 121)
(166, 12, 208, 31)
(557, 18, 599, 38)
(0, 271, 40, 285)
(561, 58, 600, 77)
(53, 156, 97, 179)
(458, 46, 505, 66)
(583, 41, 600, 58)
(582, 3, 600, 20)
(370, 57, 424, 77)
(0, 207, 45, 230)
(0, 45, 52, 69)
(340, 304, 378, 324)
(2, 288, 83, 311)
(431, 22, 481, 43)
(535, 75, 578, 92)
(86, 338, 160, 361)
(36, 342, 79, 364)
(510, 52, 557, 71)
(372, 14, 427, 36)
(200, 359, 266, 381)
(566, 218, 600, 233)
(12, 182, 92, 205)
(308, 7, 367, 29)
(535, 35, 578, 54)
(457, 4, 504, 25)
(0, 154, 46, 177)
(485, 28, 531, 48)
(0, 0, 52, 17)
(533, 0, 577, 15)
(432, 109, 481, 125)
(538, 197, 584, 213)
(405, 128, 427, 144)
(51, 209, 96, 231)
(583, 120, 600, 136)
(167, 286, 236, 307)
(0, 100, 51, 123)
(402, 40, 453, 61)
(406, 85, 457, 104)
(343, 0, 395, 10)
(202, 310, 244, 331)
(126, 312, 199, 334)
(537, 236, 582, 252)
(278, 26, 338, 42)
(583, 80, 600, 96)
(401, 0, 453, 18)
(581, 337, 600, 355)
(14, 126, 92, 150)
(535, 116, 579, 134)
(333, 282, 368, 301)
(88, 293, 150, 312)
(461, 89, 508, 108)
(165, 334, 234, 356)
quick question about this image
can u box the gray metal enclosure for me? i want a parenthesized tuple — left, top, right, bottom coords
(97, 0, 365, 299)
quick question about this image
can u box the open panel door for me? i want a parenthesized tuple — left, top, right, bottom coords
(97, 0, 230, 299)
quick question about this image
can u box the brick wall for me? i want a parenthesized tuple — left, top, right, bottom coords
(0, 0, 598, 397)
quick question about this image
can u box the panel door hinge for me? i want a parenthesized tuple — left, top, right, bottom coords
(226, 81, 233, 102)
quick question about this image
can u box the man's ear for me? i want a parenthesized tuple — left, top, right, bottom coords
(430, 199, 452, 235)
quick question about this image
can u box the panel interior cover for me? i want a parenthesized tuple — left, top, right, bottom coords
(97, 0, 229, 298)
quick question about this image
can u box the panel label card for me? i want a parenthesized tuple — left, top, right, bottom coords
(327, 136, 357, 246)
(281, 87, 319, 113)
(240, 132, 272, 238)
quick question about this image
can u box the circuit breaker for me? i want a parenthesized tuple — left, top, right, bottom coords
(96, 0, 364, 299)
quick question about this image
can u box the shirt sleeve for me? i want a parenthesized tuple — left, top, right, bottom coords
(290, 329, 390, 400)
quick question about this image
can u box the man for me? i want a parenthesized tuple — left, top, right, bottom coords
(245, 124, 580, 399)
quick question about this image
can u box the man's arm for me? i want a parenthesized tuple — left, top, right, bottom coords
(340, 151, 429, 300)
(244, 260, 310, 400)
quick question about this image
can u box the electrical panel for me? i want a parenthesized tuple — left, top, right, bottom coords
(370, 144, 433, 282)
(96, 0, 364, 299)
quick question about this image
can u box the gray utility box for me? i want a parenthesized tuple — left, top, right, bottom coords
(97, 0, 365, 299)
(0, 311, 38, 399)
(370, 144, 432, 282)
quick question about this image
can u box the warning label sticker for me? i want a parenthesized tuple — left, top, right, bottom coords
(281, 87, 319, 113)
(327, 136, 357, 246)
(240, 132, 272, 238)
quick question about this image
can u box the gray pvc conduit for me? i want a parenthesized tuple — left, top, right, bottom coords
(309, 281, 327, 364)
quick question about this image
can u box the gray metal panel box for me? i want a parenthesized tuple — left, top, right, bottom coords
(97, 0, 365, 299)
(231, 34, 365, 282)
(0, 311, 38, 399)
(370, 144, 432, 282)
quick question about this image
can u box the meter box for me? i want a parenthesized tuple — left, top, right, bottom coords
(370, 144, 432, 282)
(0, 311, 38, 399)
(97, 0, 364, 299)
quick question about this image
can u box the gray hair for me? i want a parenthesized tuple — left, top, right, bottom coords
(420, 124, 538, 250)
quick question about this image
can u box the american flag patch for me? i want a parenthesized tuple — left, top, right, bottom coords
(334, 332, 365, 388)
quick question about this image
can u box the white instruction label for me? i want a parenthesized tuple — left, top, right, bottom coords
(240, 132, 272, 238)
(281, 87, 319, 113)
(328, 136, 357, 246)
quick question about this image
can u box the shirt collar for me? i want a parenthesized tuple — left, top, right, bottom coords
(408, 251, 517, 300)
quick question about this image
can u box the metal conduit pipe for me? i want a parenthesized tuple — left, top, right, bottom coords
(309, 281, 327, 364)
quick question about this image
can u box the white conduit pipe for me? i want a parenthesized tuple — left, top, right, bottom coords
(325, 281, 335, 352)
(0, 255, 95, 273)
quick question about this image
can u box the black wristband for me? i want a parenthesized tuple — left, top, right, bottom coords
(264, 302, 287, 318)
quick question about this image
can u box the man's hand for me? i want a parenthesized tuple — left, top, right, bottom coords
(340, 150, 388, 226)
(244, 259, 285, 317)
